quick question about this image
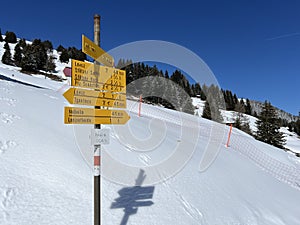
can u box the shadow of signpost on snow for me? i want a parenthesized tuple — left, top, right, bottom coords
(110, 169, 155, 225)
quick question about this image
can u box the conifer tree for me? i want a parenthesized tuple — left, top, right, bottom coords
(4, 31, 17, 43)
(45, 54, 56, 72)
(0, 29, 3, 42)
(56, 45, 65, 52)
(21, 45, 38, 72)
(202, 101, 211, 120)
(225, 90, 234, 110)
(245, 98, 252, 115)
(233, 94, 238, 107)
(4, 42, 10, 50)
(194, 83, 201, 97)
(233, 101, 252, 135)
(2, 42, 13, 65)
(59, 49, 69, 63)
(42, 40, 53, 52)
(164, 70, 169, 79)
(35, 44, 47, 70)
(14, 43, 22, 66)
(18, 39, 27, 49)
(255, 101, 285, 148)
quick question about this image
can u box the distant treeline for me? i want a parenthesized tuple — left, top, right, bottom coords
(0, 29, 85, 73)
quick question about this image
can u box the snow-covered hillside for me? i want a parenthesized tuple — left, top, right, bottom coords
(192, 97, 300, 155)
(0, 38, 70, 81)
(1, 61, 300, 225)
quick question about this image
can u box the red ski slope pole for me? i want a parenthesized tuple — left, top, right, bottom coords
(138, 95, 142, 117)
(226, 123, 233, 148)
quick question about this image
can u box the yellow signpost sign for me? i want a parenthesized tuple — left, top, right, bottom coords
(71, 59, 126, 93)
(82, 35, 114, 67)
(63, 88, 126, 108)
(64, 107, 130, 125)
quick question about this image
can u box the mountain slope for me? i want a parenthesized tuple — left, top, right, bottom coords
(0, 69, 300, 224)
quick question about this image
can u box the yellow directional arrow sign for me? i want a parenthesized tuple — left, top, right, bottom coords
(82, 35, 114, 67)
(63, 88, 126, 108)
(64, 107, 130, 125)
(71, 59, 126, 93)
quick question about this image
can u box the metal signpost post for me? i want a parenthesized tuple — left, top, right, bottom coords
(63, 15, 129, 225)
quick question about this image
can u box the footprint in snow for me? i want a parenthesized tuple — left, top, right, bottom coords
(0, 140, 17, 154)
(0, 187, 17, 221)
(0, 97, 17, 106)
(0, 112, 20, 124)
(0, 87, 11, 94)
(1, 188, 16, 208)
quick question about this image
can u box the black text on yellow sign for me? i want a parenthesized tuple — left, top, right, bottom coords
(82, 35, 114, 67)
(63, 87, 126, 108)
(64, 107, 130, 125)
(71, 59, 126, 93)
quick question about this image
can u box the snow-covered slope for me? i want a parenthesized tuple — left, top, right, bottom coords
(192, 97, 300, 155)
(1, 66, 300, 225)
(0, 39, 71, 81)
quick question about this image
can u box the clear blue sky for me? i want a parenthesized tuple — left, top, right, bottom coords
(1, 0, 299, 115)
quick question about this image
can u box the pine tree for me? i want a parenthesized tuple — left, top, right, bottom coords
(233, 101, 252, 135)
(227, 90, 234, 110)
(4, 41, 10, 50)
(68, 47, 86, 61)
(45, 54, 56, 72)
(202, 101, 211, 120)
(233, 94, 238, 108)
(233, 101, 245, 129)
(200, 84, 208, 101)
(60, 49, 70, 63)
(34, 44, 47, 70)
(245, 98, 252, 115)
(18, 39, 27, 49)
(21, 45, 38, 72)
(194, 83, 201, 97)
(205, 85, 224, 122)
(4, 31, 17, 43)
(32, 39, 42, 46)
(0, 29, 3, 42)
(42, 40, 53, 52)
(14, 43, 22, 66)
(164, 70, 169, 79)
(253, 111, 258, 118)
(56, 45, 65, 52)
(241, 118, 252, 135)
(1, 42, 13, 65)
(255, 101, 285, 148)
(116, 58, 126, 69)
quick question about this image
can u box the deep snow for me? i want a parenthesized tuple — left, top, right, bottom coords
(0, 44, 299, 224)
(0, 68, 299, 224)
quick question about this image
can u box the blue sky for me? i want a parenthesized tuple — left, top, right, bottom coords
(1, 0, 299, 115)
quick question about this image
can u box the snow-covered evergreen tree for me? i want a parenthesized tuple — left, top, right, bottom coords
(255, 101, 285, 148)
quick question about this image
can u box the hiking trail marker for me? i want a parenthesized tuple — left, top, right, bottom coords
(64, 107, 130, 125)
(63, 87, 126, 108)
(82, 35, 114, 67)
(63, 16, 129, 225)
(71, 59, 126, 93)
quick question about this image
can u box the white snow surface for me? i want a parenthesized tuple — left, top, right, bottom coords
(0, 59, 299, 225)
(192, 97, 300, 155)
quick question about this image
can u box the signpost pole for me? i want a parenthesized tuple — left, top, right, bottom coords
(94, 14, 101, 225)
(63, 14, 128, 225)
